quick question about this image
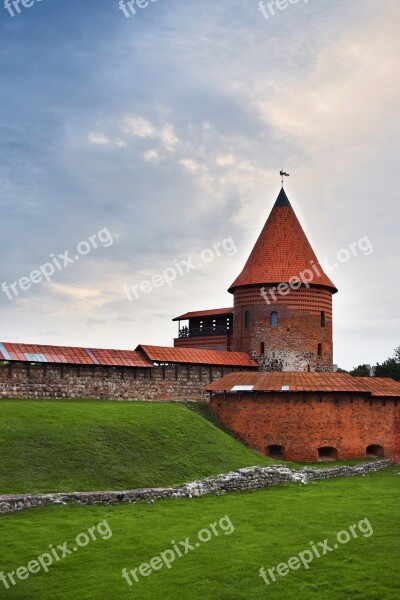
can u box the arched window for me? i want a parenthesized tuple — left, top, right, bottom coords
(266, 445, 285, 460)
(244, 310, 250, 330)
(260, 342, 265, 355)
(270, 311, 278, 327)
(317, 343, 323, 356)
(366, 444, 384, 458)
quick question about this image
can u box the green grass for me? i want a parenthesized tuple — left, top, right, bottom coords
(0, 467, 399, 599)
(0, 400, 280, 494)
(297, 458, 382, 468)
(0, 399, 382, 495)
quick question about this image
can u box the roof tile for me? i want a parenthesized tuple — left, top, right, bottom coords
(229, 189, 337, 293)
(204, 372, 372, 393)
(137, 345, 257, 367)
(357, 378, 400, 397)
(0, 342, 152, 369)
(172, 307, 234, 321)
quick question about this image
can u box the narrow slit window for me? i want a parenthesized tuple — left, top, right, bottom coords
(270, 311, 278, 327)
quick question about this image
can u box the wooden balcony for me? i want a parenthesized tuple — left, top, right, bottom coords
(178, 326, 231, 338)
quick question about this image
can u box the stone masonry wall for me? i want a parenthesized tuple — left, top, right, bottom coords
(0, 460, 391, 515)
(210, 393, 400, 462)
(251, 310, 333, 372)
(0, 363, 244, 402)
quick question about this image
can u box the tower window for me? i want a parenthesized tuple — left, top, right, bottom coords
(270, 311, 278, 327)
(260, 342, 265, 355)
(321, 311, 326, 328)
(317, 343, 323, 356)
(244, 310, 250, 330)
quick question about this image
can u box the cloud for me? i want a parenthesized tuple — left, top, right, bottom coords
(123, 115, 179, 151)
(124, 116, 156, 138)
(259, 2, 400, 153)
(216, 154, 236, 166)
(49, 283, 102, 300)
(143, 149, 159, 161)
(88, 132, 111, 145)
(159, 124, 179, 151)
(0, 0, 398, 369)
(180, 158, 200, 173)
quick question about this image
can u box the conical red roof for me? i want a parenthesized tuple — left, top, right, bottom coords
(228, 188, 337, 293)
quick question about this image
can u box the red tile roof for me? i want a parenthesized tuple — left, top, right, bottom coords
(0, 343, 152, 368)
(172, 308, 233, 321)
(358, 378, 400, 397)
(204, 371, 373, 393)
(229, 189, 337, 293)
(136, 345, 257, 367)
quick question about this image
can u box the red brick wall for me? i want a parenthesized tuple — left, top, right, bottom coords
(210, 392, 400, 462)
(232, 284, 333, 371)
(234, 285, 333, 316)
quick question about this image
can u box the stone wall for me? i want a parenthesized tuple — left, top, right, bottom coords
(251, 309, 333, 372)
(0, 460, 391, 515)
(0, 363, 240, 402)
(210, 392, 400, 462)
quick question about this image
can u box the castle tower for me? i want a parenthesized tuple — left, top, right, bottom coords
(229, 188, 338, 372)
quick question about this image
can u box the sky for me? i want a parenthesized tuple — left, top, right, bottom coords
(0, 0, 398, 370)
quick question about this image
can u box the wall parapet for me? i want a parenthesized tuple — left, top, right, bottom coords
(0, 363, 247, 402)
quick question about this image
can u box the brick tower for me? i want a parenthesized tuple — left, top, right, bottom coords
(229, 188, 338, 371)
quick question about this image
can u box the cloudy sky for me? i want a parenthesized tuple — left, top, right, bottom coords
(0, 0, 398, 370)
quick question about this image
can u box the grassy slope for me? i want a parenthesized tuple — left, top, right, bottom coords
(0, 400, 277, 494)
(0, 467, 399, 600)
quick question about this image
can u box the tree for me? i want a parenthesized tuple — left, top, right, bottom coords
(349, 364, 371, 377)
(374, 345, 400, 381)
(336, 367, 348, 373)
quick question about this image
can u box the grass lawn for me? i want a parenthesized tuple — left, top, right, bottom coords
(0, 467, 399, 599)
(0, 400, 280, 494)
(0, 399, 382, 495)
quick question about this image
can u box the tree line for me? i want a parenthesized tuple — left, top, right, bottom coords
(337, 346, 400, 381)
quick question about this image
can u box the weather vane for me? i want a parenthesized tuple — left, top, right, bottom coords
(280, 169, 289, 187)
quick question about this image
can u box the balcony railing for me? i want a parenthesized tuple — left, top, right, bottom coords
(178, 326, 231, 338)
